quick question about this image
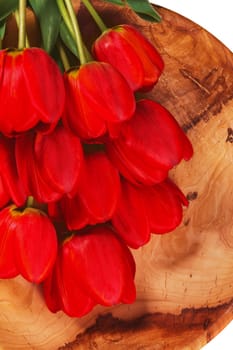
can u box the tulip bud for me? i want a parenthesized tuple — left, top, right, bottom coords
(63, 61, 135, 139)
(93, 24, 164, 91)
(65, 226, 136, 306)
(0, 48, 65, 135)
(106, 99, 193, 185)
(0, 205, 58, 283)
(112, 178, 188, 248)
(44, 226, 136, 314)
(44, 225, 136, 316)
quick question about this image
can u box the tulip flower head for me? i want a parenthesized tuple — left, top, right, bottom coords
(93, 24, 164, 91)
(112, 178, 188, 249)
(0, 48, 65, 136)
(106, 99, 193, 185)
(0, 205, 57, 283)
(63, 61, 135, 139)
(43, 225, 136, 317)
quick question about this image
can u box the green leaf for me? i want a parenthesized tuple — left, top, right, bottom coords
(126, 0, 161, 22)
(28, 0, 61, 53)
(0, 0, 18, 21)
(104, 0, 161, 22)
(103, 0, 124, 5)
(0, 19, 6, 41)
(50, 46, 65, 72)
(59, 20, 79, 58)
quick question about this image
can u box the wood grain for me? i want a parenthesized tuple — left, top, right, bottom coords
(0, 2, 233, 349)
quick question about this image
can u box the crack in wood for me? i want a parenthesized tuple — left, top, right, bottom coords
(180, 69, 211, 95)
(226, 128, 233, 143)
(59, 299, 233, 349)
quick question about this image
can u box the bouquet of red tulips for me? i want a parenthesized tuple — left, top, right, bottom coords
(0, 0, 193, 317)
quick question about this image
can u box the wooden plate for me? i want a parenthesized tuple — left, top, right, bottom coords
(1, 2, 233, 349)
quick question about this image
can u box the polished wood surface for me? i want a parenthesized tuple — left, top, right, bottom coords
(1, 2, 233, 349)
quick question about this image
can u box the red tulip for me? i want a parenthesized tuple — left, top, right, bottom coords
(0, 136, 27, 207)
(67, 226, 136, 306)
(60, 151, 121, 229)
(112, 178, 188, 248)
(15, 124, 83, 203)
(43, 226, 136, 317)
(93, 24, 164, 91)
(106, 99, 193, 185)
(0, 48, 65, 135)
(0, 205, 58, 283)
(63, 61, 135, 139)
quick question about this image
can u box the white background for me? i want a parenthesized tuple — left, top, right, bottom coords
(151, 0, 232, 51)
(150, 1, 233, 349)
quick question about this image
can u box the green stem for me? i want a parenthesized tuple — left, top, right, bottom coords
(82, 0, 107, 32)
(15, 10, 30, 48)
(63, 0, 87, 65)
(57, 41, 70, 71)
(83, 45, 93, 62)
(18, 0, 27, 49)
(57, 0, 93, 63)
(27, 196, 34, 208)
(56, 0, 74, 40)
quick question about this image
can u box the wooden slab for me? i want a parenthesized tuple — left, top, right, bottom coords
(0, 2, 233, 349)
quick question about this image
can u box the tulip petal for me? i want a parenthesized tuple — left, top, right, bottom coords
(0, 175, 10, 209)
(77, 151, 120, 224)
(119, 241, 136, 303)
(34, 124, 83, 195)
(23, 48, 65, 125)
(143, 179, 188, 234)
(0, 136, 27, 206)
(118, 25, 164, 90)
(0, 205, 18, 278)
(107, 136, 168, 185)
(43, 267, 62, 314)
(43, 245, 96, 317)
(60, 194, 89, 230)
(16, 132, 75, 203)
(63, 68, 107, 139)
(59, 241, 96, 317)
(112, 179, 151, 249)
(13, 208, 58, 283)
